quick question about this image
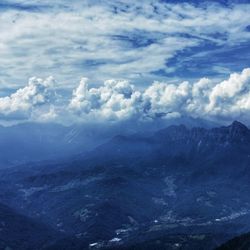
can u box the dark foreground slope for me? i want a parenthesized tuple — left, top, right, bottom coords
(0, 121, 250, 249)
(216, 232, 250, 250)
(0, 203, 60, 250)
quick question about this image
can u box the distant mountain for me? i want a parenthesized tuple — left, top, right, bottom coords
(0, 117, 218, 168)
(0, 122, 113, 168)
(84, 120, 250, 168)
(1, 121, 250, 249)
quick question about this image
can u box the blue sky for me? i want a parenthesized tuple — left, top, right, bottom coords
(0, 0, 250, 124)
(0, 0, 249, 88)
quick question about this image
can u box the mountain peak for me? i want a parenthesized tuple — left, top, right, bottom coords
(228, 121, 249, 139)
(230, 120, 248, 131)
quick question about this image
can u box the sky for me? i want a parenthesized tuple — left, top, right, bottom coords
(0, 0, 250, 125)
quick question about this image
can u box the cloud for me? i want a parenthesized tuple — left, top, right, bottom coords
(142, 81, 190, 118)
(0, 0, 250, 87)
(69, 78, 142, 121)
(0, 76, 56, 120)
(68, 68, 250, 123)
(206, 68, 250, 113)
(1, 68, 250, 124)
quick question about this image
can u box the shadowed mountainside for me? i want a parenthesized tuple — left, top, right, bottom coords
(216, 232, 250, 250)
(0, 121, 250, 249)
(0, 202, 61, 250)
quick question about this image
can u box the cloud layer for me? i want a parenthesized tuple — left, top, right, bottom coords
(0, 0, 250, 88)
(1, 68, 250, 124)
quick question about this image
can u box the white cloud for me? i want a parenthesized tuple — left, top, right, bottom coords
(68, 68, 250, 123)
(143, 81, 190, 118)
(1, 1, 250, 124)
(1, 68, 250, 124)
(0, 1, 250, 87)
(69, 78, 142, 121)
(206, 68, 250, 114)
(0, 76, 56, 120)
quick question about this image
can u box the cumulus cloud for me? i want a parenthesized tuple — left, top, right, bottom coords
(1, 68, 250, 124)
(142, 81, 190, 119)
(69, 78, 142, 121)
(206, 68, 250, 115)
(0, 76, 57, 120)
(68, 68, 250, 123)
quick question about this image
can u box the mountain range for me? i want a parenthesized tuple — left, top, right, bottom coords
(0, 117, 217, 168)
(0, 120, 250, 249)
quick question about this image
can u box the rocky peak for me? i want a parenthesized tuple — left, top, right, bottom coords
(230, 120, 248, 131)
(228, 121, 249, 139)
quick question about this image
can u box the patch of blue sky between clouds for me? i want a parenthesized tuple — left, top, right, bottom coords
(0, 0, 50, 12)
(161, 42, 250, 79)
